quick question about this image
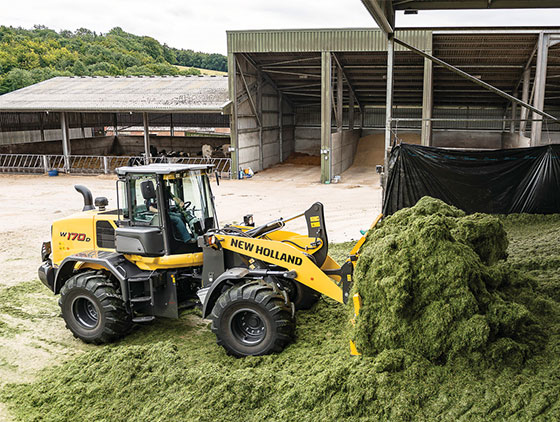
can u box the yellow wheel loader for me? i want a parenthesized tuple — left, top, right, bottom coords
(38, 163, 366, 357)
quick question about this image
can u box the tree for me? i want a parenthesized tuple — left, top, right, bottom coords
(72, 60, 87, 76)
(0, 24, 228, 93)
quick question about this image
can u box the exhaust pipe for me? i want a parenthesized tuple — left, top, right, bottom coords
(75, 185, 95, 211)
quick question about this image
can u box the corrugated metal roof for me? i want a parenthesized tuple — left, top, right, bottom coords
(0, 76, 230, 113)
(234, 28, 560, 108)
(392, 1, 560, 10)
(227, 28, 432, 53)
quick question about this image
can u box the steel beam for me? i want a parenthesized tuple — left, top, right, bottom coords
(60, 112, 71, 172)
(360, 0, 394, 34)
(236, 60, 261, 127)
(321, 51, 332, 184)
(531, 32, 551, 146)
(142, 112, 151, 164)
(332, 53, 362, 113)
(393, 37, 558, 123)
(421, 55, 433, 146)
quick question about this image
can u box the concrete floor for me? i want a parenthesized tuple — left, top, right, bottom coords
(0, 162, 382, 287)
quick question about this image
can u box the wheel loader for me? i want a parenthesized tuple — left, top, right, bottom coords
(38, 163, 367, 357)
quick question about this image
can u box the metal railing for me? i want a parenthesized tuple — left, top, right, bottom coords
(0, 154, 232, 178)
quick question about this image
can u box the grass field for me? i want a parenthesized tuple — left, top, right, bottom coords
(0, 217, 558, 421)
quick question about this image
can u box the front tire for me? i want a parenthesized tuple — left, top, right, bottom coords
(210, 281, 295, 357)
(59, 271, 132, 344)
(280, 279, 320, 310)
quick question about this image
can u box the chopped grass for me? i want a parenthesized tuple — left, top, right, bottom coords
(0, 280, 59, 321)
(1, 200, 560, 421)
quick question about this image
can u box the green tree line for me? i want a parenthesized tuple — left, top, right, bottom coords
(0, 25, 228, 94)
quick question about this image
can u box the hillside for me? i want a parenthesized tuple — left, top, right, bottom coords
(0, 25, 228, 94)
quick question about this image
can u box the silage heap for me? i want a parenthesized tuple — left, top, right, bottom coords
(352, 197, 545, 365)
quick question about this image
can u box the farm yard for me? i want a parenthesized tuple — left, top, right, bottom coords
(1, 1, 560, 421)
(0, 166, 559, 421)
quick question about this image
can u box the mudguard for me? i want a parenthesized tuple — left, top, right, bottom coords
(53, 250, 149, 303)
(198, 267, 250, 318)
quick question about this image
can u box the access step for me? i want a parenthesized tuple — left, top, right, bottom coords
(130, 296, 152, 304)
(128, 276, 150, 283)
(132, 316, 155, 323)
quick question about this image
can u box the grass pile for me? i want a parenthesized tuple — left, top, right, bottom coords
(352, 197, 545, 366)
(2, 199, 560, 421)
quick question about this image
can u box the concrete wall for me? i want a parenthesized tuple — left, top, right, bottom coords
(235, 56, 295, 172)
(294, 127, 321, 156)
(502, 133, 530, 149)
(0, 136, 114, 155)
(0, 128, 94, 145)
(331, 129, 361, 176)
(432, 130, 503, 149)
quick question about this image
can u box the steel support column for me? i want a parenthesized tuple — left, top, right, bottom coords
(510, 90, 518, 134)
(113, 113, 118, 136)
(60, 112, 71, 172)
(257, 69, 263, 171)
(385, 35, 395, 167)
(39, 113, 45, 141)
(349, 90, 355, 130)
(278, 93, 283, 162)
(321, 51, 332, 184)
(421, 55, 433, 146)
(337, 65, 343, 132)
(170, 114, 174, 137)
(519, 68, 531, 136)
(531, 32, 550, 146)
(143, 112, 151, 164)
(228, 53, 239, 178)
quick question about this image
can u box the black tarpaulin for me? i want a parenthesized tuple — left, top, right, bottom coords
(383, 143, 560, 215)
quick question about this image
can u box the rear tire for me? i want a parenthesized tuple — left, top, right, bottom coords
(210, 281, 295, 357)
(59, 271, 132, 344)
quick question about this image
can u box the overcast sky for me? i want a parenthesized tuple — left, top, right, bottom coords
(2, 0, 560, 54)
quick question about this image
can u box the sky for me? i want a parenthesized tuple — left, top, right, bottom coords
(1, 0, 560, 54)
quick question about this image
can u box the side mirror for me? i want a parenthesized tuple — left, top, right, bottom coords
(140, 180, 156, 200)
(95, 197, 109, 211)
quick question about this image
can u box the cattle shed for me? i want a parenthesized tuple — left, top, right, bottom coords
(0, 75, 231, 173)
(227, 27, 560, 182)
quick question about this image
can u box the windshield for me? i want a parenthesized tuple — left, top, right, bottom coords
(163, 171, 216, 229)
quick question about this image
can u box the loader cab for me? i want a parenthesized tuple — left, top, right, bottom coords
(115, 163, 217, 256)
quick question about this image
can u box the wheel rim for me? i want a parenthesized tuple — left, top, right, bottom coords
(230, 308, 266, 346)
(71, 295, 100, 329)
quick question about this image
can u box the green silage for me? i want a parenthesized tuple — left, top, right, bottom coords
(2, 200, 560, 421)
(352, 197, 543, 364)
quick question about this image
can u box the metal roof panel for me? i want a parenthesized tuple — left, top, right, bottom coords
(0, 76, 230, 113)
